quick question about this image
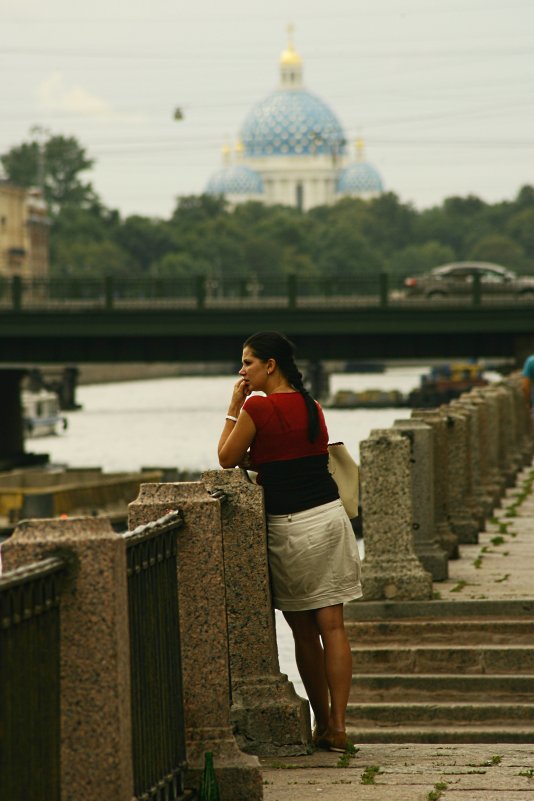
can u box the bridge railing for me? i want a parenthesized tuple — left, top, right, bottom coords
(0, 273, 401, 310)
(0, 557, 65, 801)
(1, 273, 532, 311)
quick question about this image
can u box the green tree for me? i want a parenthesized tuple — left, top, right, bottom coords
(171, 194, 227, 226)
(388, 241, 456, 277)
(113, 215, 175, 272)
(150, 251, 211, 278)
(506, 208, 534, 258)
(467, 234, 525, 270)
(53, 239, 132, 277)
(1, 130, 97, 213)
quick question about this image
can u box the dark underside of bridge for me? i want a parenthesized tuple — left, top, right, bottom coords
(0, 305, 533, 363)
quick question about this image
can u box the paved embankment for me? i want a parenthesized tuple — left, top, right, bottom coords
(261, 464, 534, 800)
(260, 744, 534, 800)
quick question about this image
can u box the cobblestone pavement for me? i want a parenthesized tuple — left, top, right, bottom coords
(260, 744, 534, 800)
(261, 464, 534, 801)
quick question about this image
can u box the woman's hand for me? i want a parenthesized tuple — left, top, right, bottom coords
(227, 377, 250, 417)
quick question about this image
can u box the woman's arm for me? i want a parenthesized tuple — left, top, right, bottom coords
(218, 410, 256, 468)
(218, 378, 257, 468)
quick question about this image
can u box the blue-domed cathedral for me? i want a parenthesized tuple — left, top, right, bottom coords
(206, 29, 384, 211)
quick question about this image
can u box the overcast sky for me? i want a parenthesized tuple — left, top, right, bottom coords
(2, 0, 533, 219)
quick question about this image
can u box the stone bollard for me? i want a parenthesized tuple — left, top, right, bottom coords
(410, 409, 459, 559)
(393, 419, 449, 580)
(490, 384, 521, 487)
(439, 408, 479, 543)
(202, 468, 311, 756)
(466, 388, 504, 508)
(471, 386, 507, 505)
(359, 430, 433, 600)
(452, 396, 493, 522)
(499, 382, 525, 479)
(2, 517, 134, 801)
(506, 373, 534, 466)
(128, 482, 262, 801)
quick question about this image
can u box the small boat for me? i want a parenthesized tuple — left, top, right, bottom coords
(22, 390, 68, 437)
(408, 362, 488, 408)
(327, 362, 488, 409)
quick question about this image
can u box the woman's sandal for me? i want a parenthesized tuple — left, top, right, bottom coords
(315, 727, 355, 753)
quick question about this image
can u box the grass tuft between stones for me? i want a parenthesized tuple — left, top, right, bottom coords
(361, 765, 382, 784)
(427, 781, 448, 800)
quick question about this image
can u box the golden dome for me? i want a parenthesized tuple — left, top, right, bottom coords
(280, 24, 302, 66)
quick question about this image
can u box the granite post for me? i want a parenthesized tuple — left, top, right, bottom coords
(128, 482, 263, 801)
(359, 430, 433, 600)
(466, 388, 505, 508)
(202, 469, 312, 756)
(491, 384, 521, 486)
(1, 517, 134, 801)
(410, 409, 459, 559)
(452, 396, 493, 521)
(471, 386, 507, 505)
(393, 419, 448, 580)
(499, 382, 524, 479)
(439, 408, 479, 543)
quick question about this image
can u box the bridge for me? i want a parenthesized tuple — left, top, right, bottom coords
(1, 274, 534, 362)
(2, 274, 534, 468)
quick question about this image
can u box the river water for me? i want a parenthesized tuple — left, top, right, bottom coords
(28, 365, 431, 699)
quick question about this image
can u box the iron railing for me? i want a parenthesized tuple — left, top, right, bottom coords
(2, 271, 509, 311)
(123, 510, 189, 801)
(0, 557, 65, 801)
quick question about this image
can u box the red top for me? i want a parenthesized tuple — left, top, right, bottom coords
(242, 392, 337, 514)
(243, 392, 328, 466)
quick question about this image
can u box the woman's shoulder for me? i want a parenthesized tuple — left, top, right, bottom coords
(243, 393, 272, 422)
(244, 393, 269, 409)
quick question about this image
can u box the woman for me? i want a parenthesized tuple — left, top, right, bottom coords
(218, 331, 362, 752)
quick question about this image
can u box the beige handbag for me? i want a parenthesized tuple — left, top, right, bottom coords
(328, 442, 360, 519)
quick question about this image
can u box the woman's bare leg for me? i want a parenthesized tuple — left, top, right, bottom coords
(283, 610, 329, 733)
(314, 604, 352, 732)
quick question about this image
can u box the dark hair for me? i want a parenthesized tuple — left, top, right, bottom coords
(243, 331, 320, 442)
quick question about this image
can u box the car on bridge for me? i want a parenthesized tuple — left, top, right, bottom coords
(403, 261, 534, 300)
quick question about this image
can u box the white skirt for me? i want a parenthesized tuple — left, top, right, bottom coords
(267, 499, 363, 612)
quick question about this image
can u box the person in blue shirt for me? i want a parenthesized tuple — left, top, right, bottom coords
(521, 354, 534, 411)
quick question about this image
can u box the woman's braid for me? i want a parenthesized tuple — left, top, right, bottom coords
(285, 359, 320, 443)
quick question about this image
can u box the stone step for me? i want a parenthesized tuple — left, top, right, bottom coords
(346, 724, 534, 744)
(345, 598, 534, 621)
(350, 673, 534, 702)
(351, 645, 534, 674)
(346, 702, 534, 726)
(346, 618, 534, 645)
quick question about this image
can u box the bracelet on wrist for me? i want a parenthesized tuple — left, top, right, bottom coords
(226, 414, 238, 423)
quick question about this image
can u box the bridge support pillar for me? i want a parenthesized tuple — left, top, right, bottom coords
(0, 369, 48, 470)
(306, 360, 329, 402)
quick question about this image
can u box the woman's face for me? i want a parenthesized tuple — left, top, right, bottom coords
(239, 346, 270, 392)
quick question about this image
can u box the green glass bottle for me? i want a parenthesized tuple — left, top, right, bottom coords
(199, 751, 220, 801)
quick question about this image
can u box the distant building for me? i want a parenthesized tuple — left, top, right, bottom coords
(205, 28, 384, 211)
(0, 182, 50, 279)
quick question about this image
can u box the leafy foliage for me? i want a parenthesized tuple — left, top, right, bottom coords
(1, 131, 96, 214)
(4, 131, 534, 282)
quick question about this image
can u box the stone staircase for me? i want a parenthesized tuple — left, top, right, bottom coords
(345, 598, 534, 743)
